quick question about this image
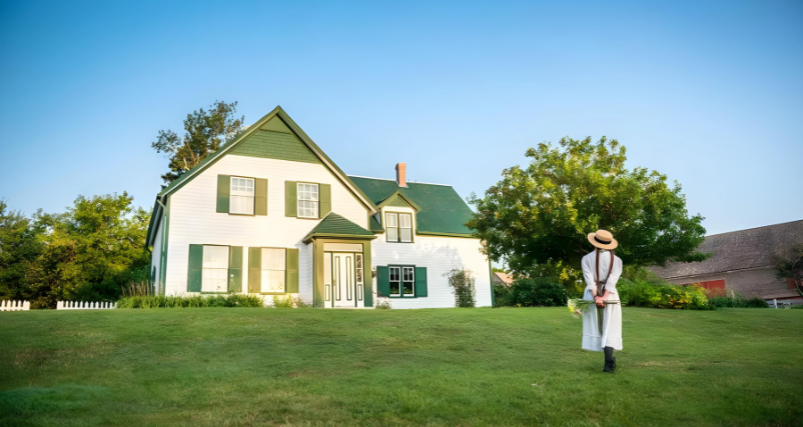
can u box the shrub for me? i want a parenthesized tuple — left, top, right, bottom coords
(791, 305, 803, 309)
(501, 277, 568, 307)
(708, 292, 769, 308)
(271, 296, 309, 308)
(617, 279, 711, 310)
(117, 293, 264, 309)
(445, 269, 476, 307)
(493, 283, 511, 307)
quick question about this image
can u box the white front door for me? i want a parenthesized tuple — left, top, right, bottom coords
(324, 252, 364, 308)
(332, 253, 355, 308)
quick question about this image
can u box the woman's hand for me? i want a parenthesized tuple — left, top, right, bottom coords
(594, 296, 605, 307)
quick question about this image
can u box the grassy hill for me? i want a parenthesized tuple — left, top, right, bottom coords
(1, 307, 801, 426)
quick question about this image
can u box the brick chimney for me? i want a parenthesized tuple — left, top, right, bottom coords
(395, 163, 408, 187)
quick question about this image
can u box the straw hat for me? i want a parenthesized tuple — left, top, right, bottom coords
(588, 229, 618, 250)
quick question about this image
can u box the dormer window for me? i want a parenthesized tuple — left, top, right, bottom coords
(386, 212, 413, 243)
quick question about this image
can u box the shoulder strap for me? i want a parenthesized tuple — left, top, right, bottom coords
(596, 249, 615, 296)
(595, 249, 601, 296)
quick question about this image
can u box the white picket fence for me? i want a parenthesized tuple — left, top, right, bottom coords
(57, 301, 117, 310)
(766, 298, 803, 308)
(0, 300, 30, 311)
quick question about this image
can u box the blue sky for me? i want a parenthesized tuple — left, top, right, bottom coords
(1, 0, 800, 236)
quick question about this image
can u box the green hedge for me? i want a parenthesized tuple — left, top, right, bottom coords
(617, 279, 712, 310)
(494, 278, 568, 307)
(117, 294, 264, 309)
(708, 295, 769, 308)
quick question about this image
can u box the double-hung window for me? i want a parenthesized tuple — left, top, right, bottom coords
(386, 213, 413, 243)
(297, 183, 319, 218)
(230, 177, 255, 215)
(202, 245, 229, 292)
(388, 266, 415, 297)
(261, 248, 286, 293)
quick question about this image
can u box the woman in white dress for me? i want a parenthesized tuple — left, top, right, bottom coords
(581, 229, 623, 373)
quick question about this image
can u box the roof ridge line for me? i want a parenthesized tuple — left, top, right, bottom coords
(347, 175, 453, 187)
(705, 219, 803, 238)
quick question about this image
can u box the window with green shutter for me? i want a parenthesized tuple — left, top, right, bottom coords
(188, 244, 233, 293)
(380, 265, 427, 298)
(285, 181, 331, 219)
(247, 247, 299, 294)
(218, 175, 267, 216)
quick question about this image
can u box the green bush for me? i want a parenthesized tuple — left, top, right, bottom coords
(791, 305, 803, 309)
(117, 293, 264, 309)
(271, 296, 309, 308)
(499, 277, 568, 307)
(617, 279, 711, 310)
(708, 293, 769, 308)
(445, 269, 476, 307)
(493, 283, 511, 307)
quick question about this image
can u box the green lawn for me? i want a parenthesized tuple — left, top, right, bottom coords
(1, 307, 801, 426)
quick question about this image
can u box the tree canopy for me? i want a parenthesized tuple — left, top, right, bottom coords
(467, 137, 708, 275)
(770, 243, 803, 298)
(152, 100, 244, 184)
(0, 194, 150, 308)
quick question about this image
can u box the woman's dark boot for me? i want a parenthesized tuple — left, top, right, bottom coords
(603, 347, 615, 373)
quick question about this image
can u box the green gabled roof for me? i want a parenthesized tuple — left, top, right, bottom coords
(303, 212, 377, 243)
(147, 106, 380, 246)
(348, 177, 476, 236)
(377, 191, 421, 211)
(156, 107, 376, 211)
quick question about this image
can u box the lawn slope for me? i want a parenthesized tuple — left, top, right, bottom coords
(1, 307, 801, 426)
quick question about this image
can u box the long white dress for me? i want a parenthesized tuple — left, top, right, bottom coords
(581, 249, 623, 351)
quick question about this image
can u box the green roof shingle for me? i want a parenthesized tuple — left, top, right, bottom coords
(348, 177, 475, 236)
(303, 212, 376, 242)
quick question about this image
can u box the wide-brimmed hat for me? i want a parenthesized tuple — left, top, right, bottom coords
(588, 229, 618, 250)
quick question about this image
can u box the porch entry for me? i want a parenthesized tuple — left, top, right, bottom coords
(323, 243, 365, 308)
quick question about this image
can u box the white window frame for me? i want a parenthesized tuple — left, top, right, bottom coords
(202, 245, 229, 293)
(386, 212, 413, 243)
(261, 248, 286, 293)
(297, 183, 319, 218)
(388, 265, 415, 297)
(230, 177, 255, 215)
(389, 266, 401, 297)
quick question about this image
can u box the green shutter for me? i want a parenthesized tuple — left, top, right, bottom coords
(285, 181, 297, 217)
(377, 266, 390, 298)
(188, 244, 203, 292)
(415, 267, 428, 297)
(286, 248, 299, 293)
(319, 183, 331, 218)
(216, 175, 230, 213)
(255, 179, 268, 216)
(248, 247, 261, 293)
(228, 246, 243, 293)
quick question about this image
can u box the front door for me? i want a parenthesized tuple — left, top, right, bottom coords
(324, 252, 364, 308)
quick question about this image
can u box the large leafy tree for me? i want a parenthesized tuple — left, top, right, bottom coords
(0, 200, 44, 300)
(467, 137, 708, 276)
(1, 194, 151, 308)
(152, 100, 245, 184)
(771, 243, 803, 298)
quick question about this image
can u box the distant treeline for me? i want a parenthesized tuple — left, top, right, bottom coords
(0, 194, 150, 309)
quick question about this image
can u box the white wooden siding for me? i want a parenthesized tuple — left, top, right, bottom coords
(163, 155, 368, 296)
(372, 233, 493, 309)
(299, 242, 314, 304)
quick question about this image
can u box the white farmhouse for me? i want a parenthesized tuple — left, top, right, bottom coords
(146, 106, 492, 308)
